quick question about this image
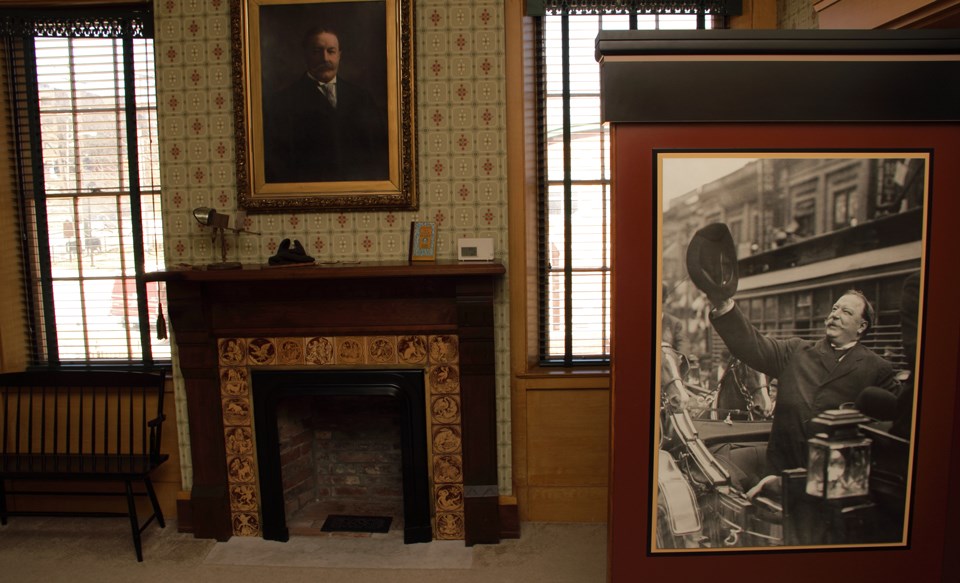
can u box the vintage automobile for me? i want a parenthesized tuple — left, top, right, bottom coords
(655, 345, 911, 550)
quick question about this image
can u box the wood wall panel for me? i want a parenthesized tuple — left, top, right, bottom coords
(527, 389, 610, 488)
(525, 486, 609, 522)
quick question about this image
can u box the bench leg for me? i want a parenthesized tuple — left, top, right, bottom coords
(144, 477, 165, 528)
(125, 480, 144, 562)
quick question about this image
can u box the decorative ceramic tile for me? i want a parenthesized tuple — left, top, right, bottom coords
(246, 338, 276, 365)
(222, 397, 251, 426)
(435, 512, 464, 540)
(229, 484, 258, 512)
(367, 336, 398, 364)
(227, 455, 257, 483)
(431, 395, 461, 425)
(435, 484, 464, 511)
(218, 338, 246, 365)
(428, 364, 459, 393)
(432, 425, 462, 454)
(397, 335, 428, 364)
(232, 512, 260, 537)
(220, 367, 248, 396)
(428, 335, 459, 363)
(336, 337, 364, 365)
(433, 454, 463, 484)
(213, 333, 465, 539)
(276, 338, 305, 365)
(305, 336, 336, 365)
(225, 426, 255, 455)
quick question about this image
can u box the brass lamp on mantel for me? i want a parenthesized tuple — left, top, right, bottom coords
(193, 207, 260, 270)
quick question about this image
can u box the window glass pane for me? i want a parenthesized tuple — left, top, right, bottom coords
(545, 271, 567, 356)
(540, 9, 709, 363)
(570, 271, 610, 356)
(29, 33, 168, 364)
(51, 279, 84, 358)
(796, 291, 812, 319)
(778, 293, 794, 321)
(657, 14, 702, 30)
(570, 183, 609, 268)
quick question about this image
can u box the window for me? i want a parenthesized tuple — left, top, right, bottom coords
(537, 2, 723, 365)
(3, 7, 167, 366)
(792, 198, 816, 238)
(832, 187, 855, 229)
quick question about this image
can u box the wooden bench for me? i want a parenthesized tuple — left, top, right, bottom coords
(0, 370, 168, 561)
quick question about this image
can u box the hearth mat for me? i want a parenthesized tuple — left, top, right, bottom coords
(320, 514, 393, 534)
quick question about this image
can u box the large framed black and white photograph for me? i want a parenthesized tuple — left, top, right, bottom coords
(652, 152, 928, 552)
(231, 0, 416, 212)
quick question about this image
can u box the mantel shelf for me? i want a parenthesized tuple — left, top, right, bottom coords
(145, 260, 504, 283)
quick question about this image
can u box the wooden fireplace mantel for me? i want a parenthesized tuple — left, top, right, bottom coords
(146, 260, 504, 545)
(148, 260, 505, 283)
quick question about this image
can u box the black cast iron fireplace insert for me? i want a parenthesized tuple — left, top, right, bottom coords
(252, 369, 432, 544)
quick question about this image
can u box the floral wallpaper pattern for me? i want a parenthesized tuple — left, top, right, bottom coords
(154, 0, 511, 496)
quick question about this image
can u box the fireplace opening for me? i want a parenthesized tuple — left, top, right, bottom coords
(277, 394, 403, 534)
(252, 369, 431, 544)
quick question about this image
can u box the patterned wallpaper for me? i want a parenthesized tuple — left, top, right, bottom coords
(153, 0, 512, 496)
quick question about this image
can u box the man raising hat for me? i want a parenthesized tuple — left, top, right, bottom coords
(685, 223, 902, 486)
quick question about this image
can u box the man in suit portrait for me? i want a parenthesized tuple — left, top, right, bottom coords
(263, 24, 389, 184)
(686, 223, 902, 484)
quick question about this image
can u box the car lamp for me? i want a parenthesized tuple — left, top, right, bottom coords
(805, 409, 872, 500)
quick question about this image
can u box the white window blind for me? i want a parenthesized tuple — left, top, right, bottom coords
(6, 9, 168, 366)
(539, 10, 713, 364)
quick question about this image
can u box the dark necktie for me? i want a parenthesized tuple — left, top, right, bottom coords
(318, 82, 336, 108)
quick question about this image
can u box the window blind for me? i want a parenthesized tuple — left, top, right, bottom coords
(3, 6, 168, 366)
(537, 7, 718, 365)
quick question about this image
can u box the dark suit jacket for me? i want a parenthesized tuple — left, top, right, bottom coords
(263, 74, 389, 183)
(711, 304, 900, 473)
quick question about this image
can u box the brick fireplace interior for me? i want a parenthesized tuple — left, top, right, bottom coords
(253, 369, 431, 543)
(277, 395, 403, 533)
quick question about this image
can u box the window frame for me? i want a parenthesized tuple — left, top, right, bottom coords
(534, 3, 725, 367)
(2, 5, 167, 369)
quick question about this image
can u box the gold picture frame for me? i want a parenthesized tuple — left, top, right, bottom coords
(230, 0, 416, 212)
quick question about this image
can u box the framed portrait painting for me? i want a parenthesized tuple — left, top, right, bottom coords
(231, 0, 416, 212)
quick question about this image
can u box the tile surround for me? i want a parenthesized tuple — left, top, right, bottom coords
(156, 0, 512, 496)
(218, 334, 465, 539)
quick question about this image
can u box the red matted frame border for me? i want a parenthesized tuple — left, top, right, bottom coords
(608, 123, 960, 582)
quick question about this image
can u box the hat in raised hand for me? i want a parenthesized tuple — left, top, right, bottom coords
(685, 222, 739, 305)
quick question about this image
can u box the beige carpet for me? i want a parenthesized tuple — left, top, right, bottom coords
(203, 530, 475, 569)
(0, 517, 607, 583)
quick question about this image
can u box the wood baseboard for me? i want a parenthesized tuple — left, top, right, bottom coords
(176, 491, 193, 533)
(499, 496, 520, 539)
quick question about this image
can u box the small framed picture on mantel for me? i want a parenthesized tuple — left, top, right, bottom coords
(409, 221, 436, 262)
